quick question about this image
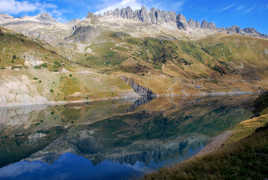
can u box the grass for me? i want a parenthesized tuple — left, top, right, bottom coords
(72, 31, 268, 89)
(78, 42, 128, 68)
(59, 76, 81, 98)
(1, 27, 268, 103)
(0, 27, 70, 71)
(226, 91, 268, 144)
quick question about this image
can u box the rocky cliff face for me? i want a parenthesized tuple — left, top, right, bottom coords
(225, 26, 267, 38)
(99, 6, 267, 38)
(176, 14, 188, 30)
(36, 13, 56, 23)
(188, 19, 200, 29)
(66, 25, 99, 42)
(120, 76, 155, 98)
(102, 6, 176, 24)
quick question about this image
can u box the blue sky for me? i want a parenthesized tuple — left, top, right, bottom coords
(0, 0, 268, 34)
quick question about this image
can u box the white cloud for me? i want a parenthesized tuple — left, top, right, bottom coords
(244, 6, 255, 13)
(0, 0, 58, 15)
(220, 3, 235, 12)
(0, 0, 37, 14)
(96, 0, 142, 14)
(236, 5, 244, 11)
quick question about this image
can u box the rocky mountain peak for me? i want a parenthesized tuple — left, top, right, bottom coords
(188, 19, 200, 29)
(200, 20, 216, 29)
(176, 14, 188, 30)
(225, 26, 267, 38)
(101, 6, 176, 24)
(97, 6, 267, 39)
(0, 14, 14, 24)
(243, 27, 258, 34)
(0, 14, 13, 20)
(36, 13, 55, 22)
(226, 26, 241, 33)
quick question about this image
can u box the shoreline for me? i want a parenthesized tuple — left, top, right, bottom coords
(0, 91, 256, 108)
(196, 130, 233, 157)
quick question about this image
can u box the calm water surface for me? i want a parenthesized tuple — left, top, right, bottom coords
(0, 96, 254, 180)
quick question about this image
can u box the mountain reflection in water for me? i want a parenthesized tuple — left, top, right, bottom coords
(0, 96, 255, 180)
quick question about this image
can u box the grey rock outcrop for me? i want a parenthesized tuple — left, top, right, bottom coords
(176, 14, 188, 30)
(188, 19, 200, 28)
(66, 25, 99, 42)
(243, 27, 258, 34)
(201, 20, 209, 29)
(226, 26, 241, 34)
(225, 26, 267, 38)
(137, 6, 150, 23)
(102, 6, 176, 24)
(207, 22, 216, 30)
(99, 7, 266, 39)
(121, 76, 155, 98)
(36, 13, 55, 23)
(200, 20, 217, 30)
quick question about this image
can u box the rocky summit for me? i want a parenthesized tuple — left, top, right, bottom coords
(102, 6, 176, 24)
(99, 6, 266, 38)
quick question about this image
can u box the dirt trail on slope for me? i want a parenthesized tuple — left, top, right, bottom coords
(197, 130, 233, 157)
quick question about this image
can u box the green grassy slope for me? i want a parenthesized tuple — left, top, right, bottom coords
(72, 30, 268, 95)
(0, 28, 133, 104)
(0, 27, 70, 72)
(1, 26, 268, 104)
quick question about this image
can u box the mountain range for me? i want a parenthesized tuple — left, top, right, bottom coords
(101, 6, 267, 38)
(0, 6, 268, 106)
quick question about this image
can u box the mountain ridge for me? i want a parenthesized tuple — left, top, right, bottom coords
(95, 6, 267, 39)
(0, 6, 267, 40)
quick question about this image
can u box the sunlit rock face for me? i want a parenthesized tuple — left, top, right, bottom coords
(0, 75, 48, 106)
(99, 6, 267, 38)
(102, 6, 176, 25)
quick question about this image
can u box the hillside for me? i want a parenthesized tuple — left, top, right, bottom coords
(0, 7, 268, 106)
(0, 27, 134, 105)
